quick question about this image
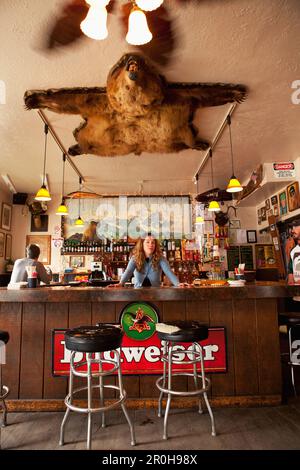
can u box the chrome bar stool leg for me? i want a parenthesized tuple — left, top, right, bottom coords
(163, 344, 173, 440)
(116, 349, 136, 446)
(192, 343, 202, 414)
(289, 327, 298, 397)
(199, 344, 216, 436)
(59, 351, 74, 446)
(158, 341, 167, 418)
(0, 364, 8, 428)
(98, 352, 106, 428)
(87, 353, 93, 450)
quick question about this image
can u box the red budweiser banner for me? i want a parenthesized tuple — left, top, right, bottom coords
(52, 327, 227, 376)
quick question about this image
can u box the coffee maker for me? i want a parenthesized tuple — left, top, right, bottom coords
(88, 261, 107, 285)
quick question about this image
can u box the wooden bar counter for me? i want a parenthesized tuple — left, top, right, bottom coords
(1, 282, 298, 411)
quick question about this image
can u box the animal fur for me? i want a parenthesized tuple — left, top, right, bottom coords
(24, 53, 247, 157)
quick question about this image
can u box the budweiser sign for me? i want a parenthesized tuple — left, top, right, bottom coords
(52, 327, 227, 376)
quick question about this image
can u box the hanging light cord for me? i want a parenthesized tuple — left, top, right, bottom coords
(78, 177, 82, 217)
(227, 115, 234, 176)
(195, 173, 199, 194)
(61, 153, 66, 199)
(210, 149, 214, 187)
(42, 124, 49, 186)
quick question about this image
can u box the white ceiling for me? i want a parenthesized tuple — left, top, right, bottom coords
(0, 0, 300, 198)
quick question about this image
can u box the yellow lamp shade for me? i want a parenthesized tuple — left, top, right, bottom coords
(195, 216, 204, 224)
(56, 203, 68, 216)
(226, 176, 243, 193)
(35, 185, 51, 201)
(126, 7, 152, 45)
(208, 200, 220, 212)
(75, 216, 84, 226)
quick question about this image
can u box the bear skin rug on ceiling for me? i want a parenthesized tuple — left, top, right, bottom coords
(24, 53, 247, 158)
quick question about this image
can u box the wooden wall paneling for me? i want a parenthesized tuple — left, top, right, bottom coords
(233, 299, 259, 395)
(0, 303, 22, 398)
(209, 300, 234, 396)
(19, 303, 45, 399)
(43, 303, 68, 399)
(256, 299, 281, 395)
(68, 302, 92, 399)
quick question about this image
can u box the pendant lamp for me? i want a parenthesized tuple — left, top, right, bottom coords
(74, 177, 84, 226)
(56, 153, 68, 216)
(80, 0, 109, 40)
(35, 124, 51, 201)
(226, 115, 243, 193)
(126, 5, 152, 45)
(208, 149, 220, 212)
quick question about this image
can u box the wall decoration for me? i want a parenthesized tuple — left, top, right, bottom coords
(62, 196, 192, 241)
(265, 199, 270, 211)
(69, 256, 85, 268)
(30, 214, 49, 232)
(25, 53, 247, 158)
(257, 208, 261, 225)
(229, 219, 241, 229)
(25, 235, 51, 265)
(271, 195, 278, 206)
(204, 220, 214, 235)
(261, 207, 266, 221)
(279, 191, 288, 216)
(286, 182, 300, 212)
(5, 233, 12, 260)
(0, 232, 4, 257)
(1, 203, 12, 231)
(247, 230, 257, 243)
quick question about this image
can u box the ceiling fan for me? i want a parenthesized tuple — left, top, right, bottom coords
(44, 0, 202, 65)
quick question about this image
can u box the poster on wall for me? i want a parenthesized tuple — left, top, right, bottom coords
(279, 191, 288, 216)
(63, 196, 192, 241)
(286, 182, 300, 212)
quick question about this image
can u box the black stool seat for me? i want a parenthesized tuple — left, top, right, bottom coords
(65, 325, 123, 352)
(279, 312, 300, 326)
(156, 321, 208, 343)
(0, 330, 9, 344)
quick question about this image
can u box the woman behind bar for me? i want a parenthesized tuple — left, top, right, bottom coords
(111, 235, 182, 288)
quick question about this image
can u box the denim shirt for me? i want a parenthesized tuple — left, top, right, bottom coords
(120, 256, 179, 287)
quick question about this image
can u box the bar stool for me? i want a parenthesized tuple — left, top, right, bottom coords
(155, 321, 216, 440)
(0, 330, 9, 428)
(59, 324, 136, 450)
(279, 312, 300, 396)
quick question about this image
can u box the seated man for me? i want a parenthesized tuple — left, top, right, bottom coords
(10, 244, 52, 285)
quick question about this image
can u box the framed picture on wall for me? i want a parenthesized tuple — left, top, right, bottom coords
(70, 256, 85, 268)
(257, 208, 261, 225)
(5, 233, 12, 260)
(271, 195, 278, 206)
(0, 232, 4, 257)
(265, 199, 270, 210)
(229, 219, 241, 229)
(247, 230, 257, 243)
(279, 191, 288, 215)
(30, 214, 49, 232)
(287, 182, 300, 212)
(1, 203, 12, 231)
(25, 235, 51, 265)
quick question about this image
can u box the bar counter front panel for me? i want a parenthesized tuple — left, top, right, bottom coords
(1, 282, 296, 410)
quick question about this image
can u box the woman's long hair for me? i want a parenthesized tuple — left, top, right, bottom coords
(132, 237, 162, 272)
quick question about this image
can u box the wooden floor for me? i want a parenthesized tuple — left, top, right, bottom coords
(2, 400, 300, 450)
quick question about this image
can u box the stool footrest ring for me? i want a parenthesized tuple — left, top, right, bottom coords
(65, 384, 127, 413)
(0, 385, 9, 400)
(156, 373, 211, 396)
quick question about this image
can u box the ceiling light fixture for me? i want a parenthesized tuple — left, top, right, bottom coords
(35, 124, 51, 201)
(136, 0, 164, 11)
(208, 149, 220, 212)
(226, 115, 243, 193)
(80, 0, 109, 40)
(126, 4, 153, 45)
(80, 0, 154, 46)
(56, 153, 69, 216)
